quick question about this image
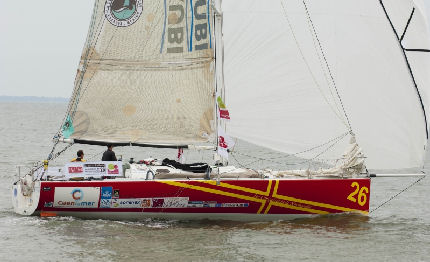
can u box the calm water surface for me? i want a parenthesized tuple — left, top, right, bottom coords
(0, 102, 429, 261)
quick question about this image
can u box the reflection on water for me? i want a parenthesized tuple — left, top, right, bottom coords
(25, 213, 373, 261)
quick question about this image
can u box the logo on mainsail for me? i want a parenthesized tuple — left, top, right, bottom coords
(104, 0, 143, 27)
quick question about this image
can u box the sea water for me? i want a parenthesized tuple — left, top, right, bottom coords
(0, 102, 429, 262)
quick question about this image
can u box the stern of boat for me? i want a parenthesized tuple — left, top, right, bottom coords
(12, 175, 41, 216)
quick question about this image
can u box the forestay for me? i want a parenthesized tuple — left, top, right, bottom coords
(222, 0, 430, 170)
(63, 0, 216, 146)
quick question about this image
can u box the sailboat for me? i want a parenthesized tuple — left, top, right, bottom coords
(12, 0, 430, 221)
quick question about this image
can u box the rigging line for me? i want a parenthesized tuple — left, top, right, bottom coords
(272, 131, 349, 160)
(404, 48, 430, 53)
(232, 131, 348, 166)
(70, 20, 109, 120)
(87, 149, 105, 161)
(369, 175, 425, 214)
(76, 27, 118, 106)
(230, 152, 250, 169)
(379, 0, 429, 139)
(47, 140, 60, 161)
(51, 0, 102, 158)
(58, 0, 102, 136)
(400, 8, 415, 42)
(301, 0, 353, 131)
(232, 131, 348, 169)
(48, 143, 75, 162)
(293, 1, 345, 123)
(280, 1, 348, 127)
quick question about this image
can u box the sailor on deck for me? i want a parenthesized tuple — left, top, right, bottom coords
(71, 150, 86, 162)
(102, 144, 117, 161)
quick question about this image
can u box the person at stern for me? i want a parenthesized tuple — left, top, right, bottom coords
(102, 144, 117, 161)
(71, 150, 86, 162)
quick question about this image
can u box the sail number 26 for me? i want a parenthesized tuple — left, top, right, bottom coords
(347, 182, 369, 206)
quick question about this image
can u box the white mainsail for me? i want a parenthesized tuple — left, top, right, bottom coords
(222, 0, 430, 170)
(63, 0, 215, 146)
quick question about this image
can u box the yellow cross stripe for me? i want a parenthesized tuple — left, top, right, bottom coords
(158, 181, 267, 213)
(272, 180, 367, 214)
(198, 180, 272, 196)
(264, 200, 330, 215)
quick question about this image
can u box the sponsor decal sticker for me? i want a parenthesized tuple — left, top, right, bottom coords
(185, 201, 249, 208)
(43, 187, 51, 191)
(187, 201, 204, 208)
(221, 203, 249, 208)
(141, 198, 152, 208)
(83, 163, 106, 174)
(71, 189, 84, 200)
(100, 199, 112, 208)
(100, 187, 113, 208)
(53, 187, 100, 209)
(113, 189, 120, 198)
(107, 164, 119, 175)
(101, 187, 113, 199)
(152, 198, 165, 208)
(203, 201, 217, 208)
(65, 161, 122, 179)
(162, 197, 188, 208)
(68, 166, 83, 173)
(99, 197, 190, 209)
(44, 202, 53, 208)
(112, 199, 142, 208)
(105, 0, 143, 27)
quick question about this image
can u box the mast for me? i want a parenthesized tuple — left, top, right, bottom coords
(213, 0, 227, 162)
(213, 0, 225, 102)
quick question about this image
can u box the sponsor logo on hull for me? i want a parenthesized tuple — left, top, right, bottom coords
(112, 199, 142, 208)
(54, 187, 100, 209)
(44, 202, 53, 208)
(100, 187, 113, 208)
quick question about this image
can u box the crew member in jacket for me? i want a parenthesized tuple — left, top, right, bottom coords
(102, 144, 117, 161)
(71, 150, 86, 162)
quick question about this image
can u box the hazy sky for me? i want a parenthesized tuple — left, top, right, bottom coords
(0, 1, 94, 98)
(1, 1, 430, 98)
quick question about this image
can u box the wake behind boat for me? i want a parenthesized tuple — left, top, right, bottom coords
(12, 0, 430, 221)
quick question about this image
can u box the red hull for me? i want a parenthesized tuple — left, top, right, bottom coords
(34, 178, 371, 220)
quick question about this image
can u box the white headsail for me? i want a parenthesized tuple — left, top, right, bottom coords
(63, 0, 216, 147)
(222, 0, 430, 170)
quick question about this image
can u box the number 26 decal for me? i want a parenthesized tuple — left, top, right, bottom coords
(347, 182, 369, 206)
